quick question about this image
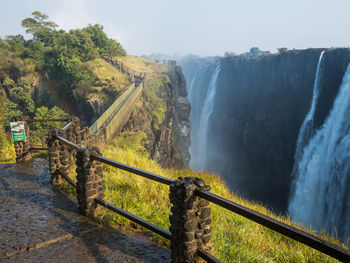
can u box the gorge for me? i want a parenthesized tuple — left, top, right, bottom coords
(180, 48, 350, 241)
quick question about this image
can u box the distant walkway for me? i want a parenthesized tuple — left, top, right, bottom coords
(0, 159, 170, 263)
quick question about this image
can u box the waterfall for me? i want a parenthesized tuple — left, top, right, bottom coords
(289, 63, 350, 239)
(192, 65, 221, 169)
(187, 76, 197, 102)
(291, 51, 325, 176)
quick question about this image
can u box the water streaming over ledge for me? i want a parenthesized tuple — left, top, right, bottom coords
(190, 65, 221, 170)
(289, 61, 350, 240)
(291, 51, 325, 177)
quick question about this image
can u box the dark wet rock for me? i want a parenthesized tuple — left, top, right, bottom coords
(0, 159, 170, 262)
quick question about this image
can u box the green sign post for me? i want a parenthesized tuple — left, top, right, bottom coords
(10, 121, 26, 142)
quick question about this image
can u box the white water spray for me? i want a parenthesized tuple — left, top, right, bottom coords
(192, 65, 221, 169)
(291, 51, 325, 175)
(289, 62, 350, 239)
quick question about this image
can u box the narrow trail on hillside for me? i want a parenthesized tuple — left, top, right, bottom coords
(0, 159, 170, 263)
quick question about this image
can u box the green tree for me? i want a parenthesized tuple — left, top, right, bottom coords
(67, 29, 99, 61)
(83, 24, 109, 53)
(21, 11, 58, 35)
(278, 47, 288, 53)
(83, 24, 126, 57)
(0, 90, 16, 162)
(249, 47, 261, 55)
(9, 87, 35, 115)
(5, 35, 25, 54)
(107, 38, 126, 58)
(32, 106, 69, 135)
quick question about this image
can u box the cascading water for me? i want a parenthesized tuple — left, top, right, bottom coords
(289, 62, 350, 240)
(190, 65, 221, 169)
(291, 51, 325, 176)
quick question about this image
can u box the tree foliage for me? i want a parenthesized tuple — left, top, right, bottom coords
(32, 106, 69, 135)
(1, 10, 126, 135)
(21, 11, 58, 34)
(278, 47, 288, 53)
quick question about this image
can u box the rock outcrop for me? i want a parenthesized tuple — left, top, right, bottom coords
(123, 65, 191, 169)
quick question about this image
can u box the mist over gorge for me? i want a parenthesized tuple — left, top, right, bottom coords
(180, 48, 350, 239)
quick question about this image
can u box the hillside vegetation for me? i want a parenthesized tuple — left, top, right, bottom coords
(0, 11, 127, 161)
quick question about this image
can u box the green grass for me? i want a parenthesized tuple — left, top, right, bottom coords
(93, 132, 349, 263)
(84, 58, 131, 105)
(86, 58, 130, 92)
(115, 55, 169, 77)
(0, 139, 16, 163)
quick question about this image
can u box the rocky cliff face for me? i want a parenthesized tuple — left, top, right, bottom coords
(123, 65, 191, 169)
(181, 48, 350, 212)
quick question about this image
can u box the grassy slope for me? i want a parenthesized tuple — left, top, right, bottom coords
(85, 58, 130, 104)
(116, 55, 169, 78)
(86, 58, 130, 93)
(98, 132, 348, 263)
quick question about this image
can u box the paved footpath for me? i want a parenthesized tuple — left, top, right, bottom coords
(0, 159, 170, 263)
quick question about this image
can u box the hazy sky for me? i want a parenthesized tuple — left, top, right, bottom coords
(1, 0, 350, 57)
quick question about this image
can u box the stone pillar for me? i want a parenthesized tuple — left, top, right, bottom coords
(81, 127, 90, 146)
(169, 177, 212, 263)
(75, 147, 104, 216)
(48, 129, 70, 186)
(66, 117, 81, 145)
(11, 115, 31, 162)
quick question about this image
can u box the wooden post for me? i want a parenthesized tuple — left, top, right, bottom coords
(169, 177, 212, 263)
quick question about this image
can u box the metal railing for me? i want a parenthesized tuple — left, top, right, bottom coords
(89, 82, 143, 140)
(29, 119, 71, 151)
(53, 134, 350, 263)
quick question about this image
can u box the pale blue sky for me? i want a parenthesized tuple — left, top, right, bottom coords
(1, 0, 349, 56)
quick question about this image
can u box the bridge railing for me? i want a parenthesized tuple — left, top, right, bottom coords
(44, 122, 350, 262)
(100, 55, 146, 81)
(104, 81, 143, 140)
(89, 81, 143, 141)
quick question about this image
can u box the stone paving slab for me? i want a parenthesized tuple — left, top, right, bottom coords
(0, 159, 170, 262)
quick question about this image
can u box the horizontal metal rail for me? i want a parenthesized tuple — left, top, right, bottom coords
(94, 198, 171, 240)
(80, 128, 89, 134)
(89, 83, 136, 136)
(198, 249, 221, 263)
(196, 190, 350, 262)
(58, 170, 77, 189)
(43, 119, 349, 262)
(28, 118, 70, 123)
(62, 122, 73, 131)
(30, 147, 48, 151)
(91, 155, 174, 185)
(56, 136, 83, 151)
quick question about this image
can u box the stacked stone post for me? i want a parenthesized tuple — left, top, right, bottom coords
(66, 117, 81, 145)
(48, 129, 70, 186)
(81, 127, 90, 146)
(169, 177, 212, 263)
(11, 115, 31, 162)
(75, 147, 105, 216)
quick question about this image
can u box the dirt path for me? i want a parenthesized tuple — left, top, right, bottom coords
(0, 159, 170, 262)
